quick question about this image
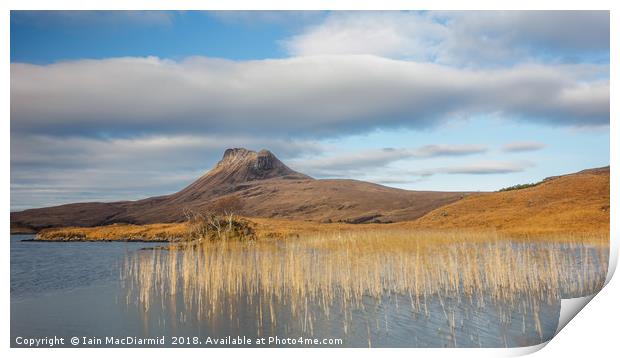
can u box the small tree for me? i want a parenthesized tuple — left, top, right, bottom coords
(183, 199, 254, 242)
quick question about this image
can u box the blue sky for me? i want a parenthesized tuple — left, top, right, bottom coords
(10, 11, 610, 210)
(11, 11, 300, 63)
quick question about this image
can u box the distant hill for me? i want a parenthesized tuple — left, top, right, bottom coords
(408, 166, 610, 235)
(10, 148, 466, 232)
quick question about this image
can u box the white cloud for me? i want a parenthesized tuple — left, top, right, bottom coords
(11, 55, 609, 141)
(435, 160, 535, 175)
(283, 12, 446, 61)
(401, 160, 534, 177)
(502, 141, 546, 152)
(282, 11, 610, 67)
(291, 148, 412, 175)
(283, 11, 609, 66)
(412, 144, 487, 158)
(430, 11, 610, 66)
(289, 145, 488, 177)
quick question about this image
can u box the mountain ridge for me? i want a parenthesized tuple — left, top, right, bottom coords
(11, 148, 466, 232)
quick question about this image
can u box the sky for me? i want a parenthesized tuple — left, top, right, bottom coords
(10, 10, 610, 211)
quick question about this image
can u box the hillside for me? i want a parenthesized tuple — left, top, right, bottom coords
(32, 166, 610, 241)
(408, 166, 610, 235)
(11, 148, 466, 232)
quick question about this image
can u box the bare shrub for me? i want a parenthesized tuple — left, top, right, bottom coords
(183, 209, 255, 242)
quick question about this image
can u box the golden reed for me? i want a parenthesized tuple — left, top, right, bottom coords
(122, 229, 608, 345)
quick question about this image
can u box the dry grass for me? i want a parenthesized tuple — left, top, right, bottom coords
(35, 217, 388, 242)
(36, 223, 190, 242)
(37, 216, 610, 244)
(123, 229, 609, 345)
(409, 168, 609, 235)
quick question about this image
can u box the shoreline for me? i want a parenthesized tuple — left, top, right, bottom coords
(18, 238, 173, 243)
(16, 212, 610, 247)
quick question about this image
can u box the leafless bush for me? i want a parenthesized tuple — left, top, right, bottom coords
(183, 209, 255, 242)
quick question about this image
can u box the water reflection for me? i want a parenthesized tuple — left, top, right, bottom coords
(123, 231, 608, 347)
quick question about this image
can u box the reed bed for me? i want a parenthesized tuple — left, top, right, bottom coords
(122, 229, 608, 346)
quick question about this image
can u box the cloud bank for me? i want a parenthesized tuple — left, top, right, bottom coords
(292, 147, 533, 179)
(284, 11, 610, 66)
(11, 55, 609, 141)
(291, 145, 488, 176)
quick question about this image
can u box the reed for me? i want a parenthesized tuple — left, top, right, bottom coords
(123, 229, 608, 346)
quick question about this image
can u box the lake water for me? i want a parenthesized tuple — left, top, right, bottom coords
(10, 234, 606, 348)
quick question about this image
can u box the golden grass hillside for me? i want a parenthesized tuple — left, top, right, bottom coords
(35, 166, 609, 241)
(408, 167, 609, 235)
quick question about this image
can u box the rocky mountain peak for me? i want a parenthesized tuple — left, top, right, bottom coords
(213, 148, 311, 182)
(221, 147, 255, 163)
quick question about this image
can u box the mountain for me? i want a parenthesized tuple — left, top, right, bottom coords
(407, 166, 610, 235)
(11, 148, 466, 232)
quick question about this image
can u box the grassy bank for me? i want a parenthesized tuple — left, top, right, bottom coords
(35, 217, 388, 242)
(36, 216, 609, 243)
(35, 223, 190, 242)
